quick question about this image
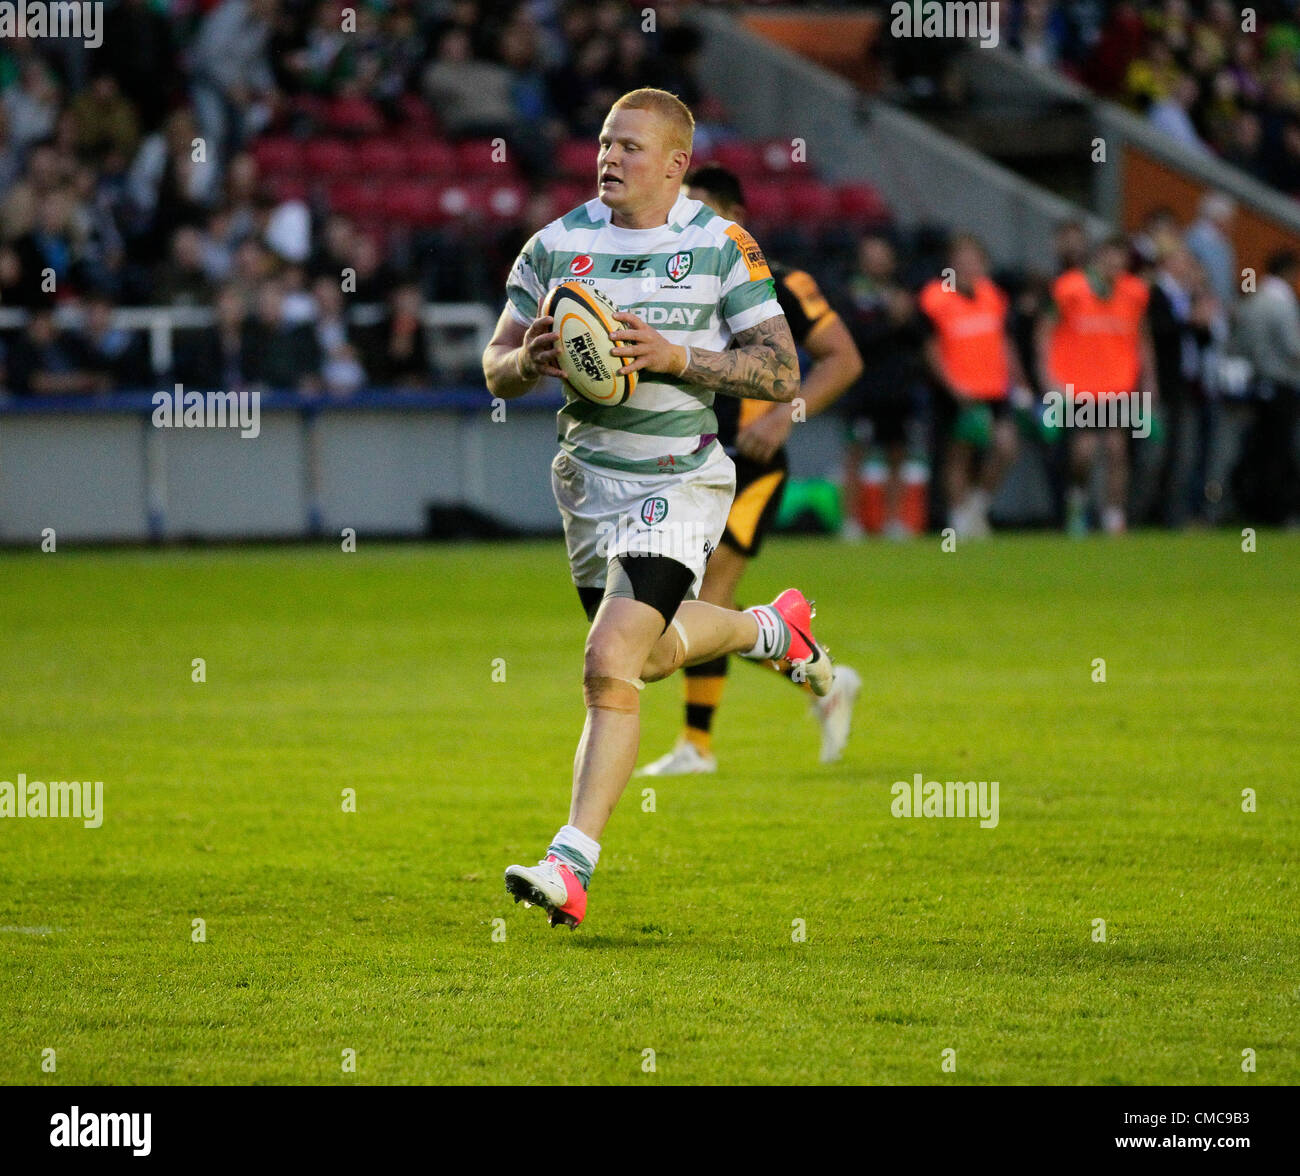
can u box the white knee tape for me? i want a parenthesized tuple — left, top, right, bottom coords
(671, 619, 689, 661)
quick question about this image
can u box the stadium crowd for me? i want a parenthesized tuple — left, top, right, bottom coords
(1007, 0, 1300, 194)
(0, 1, 1296, 532)
(0, 0, 710, 392)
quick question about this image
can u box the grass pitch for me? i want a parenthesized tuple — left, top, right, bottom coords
(1, 532, 1296, 1085)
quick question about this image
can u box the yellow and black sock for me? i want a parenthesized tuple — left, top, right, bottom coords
(683, 656, 728, 754)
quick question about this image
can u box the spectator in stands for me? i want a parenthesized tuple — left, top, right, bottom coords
(209, 152, 264, 255)
(101, 0, 180, 133)
(0, 106, 23, 196)
(346, 231, 392, 304)
(282, 0, 354, 96)
(308, 213, 356, 285)
(498, 16, 565, 176)
(263, 195, 312, 267)
(5, 309, 108, 397)
(1083, 1, 1148, 94)
(1148, 74, 1211, 153)
(311, 274, 366, 398)
(371, 7, 426, 116)
(1132, 205, 1181, 274)
(0, 244, 22, 305)
(1221, 110, 1267, 181)
(1229, 249, 1300, 521)
(190, 0, 278, 164)
(229, 238, 278, 303)
(240, 279, 322, 394)
(157, 226, 218, 307)
(1269, 117, 1300, 195)
(69, 164, 128, 300)
(126, 108, 221, 266)
(1, 142, 69, 242)
(656, 10, 706, 108)
(70, 75, 141, 167)
(1010, 0, 1071, 70)
(10, 189, 81, 308)
(172, 284, 250, 392)
(840, 235, 927, 539)
(920, 233, 1028, 538)
(1147, 243, 1218, 525)
(78, 293, 153, 391)
(3, 60, 61, 155)
(423, 27, 516, 139)
(1184, 191, 1238, 311)
(364, 281, 432, 390)
(280, 264, 316, 324)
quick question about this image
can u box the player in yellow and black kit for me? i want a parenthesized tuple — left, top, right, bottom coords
(635, 164, 866, 776)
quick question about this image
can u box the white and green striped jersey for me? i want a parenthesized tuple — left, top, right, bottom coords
(505, 192, 783, 478)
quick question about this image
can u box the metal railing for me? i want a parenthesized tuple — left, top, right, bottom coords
(0, 302, 497, 380)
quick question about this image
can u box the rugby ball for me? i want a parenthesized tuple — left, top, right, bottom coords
(541, 281, 637, 406)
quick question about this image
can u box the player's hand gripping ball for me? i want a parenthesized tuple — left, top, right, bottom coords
(540, 281, 638, 406)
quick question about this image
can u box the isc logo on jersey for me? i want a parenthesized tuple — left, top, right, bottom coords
(542, 280, 637, 406)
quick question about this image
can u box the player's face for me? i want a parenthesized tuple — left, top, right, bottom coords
(953, 244, 985, 284)
(1096, 244, 1126, 281)
(598, 107, 681, 215)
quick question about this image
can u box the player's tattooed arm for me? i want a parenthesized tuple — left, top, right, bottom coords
(683, 315, 800, 403)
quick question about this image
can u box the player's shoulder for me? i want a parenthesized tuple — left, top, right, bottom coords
(1119, 271, 1149, 299)
(534, 198, 608, 243)
(1054, 268, 1088, 297)
(980, 276, 1010, 310)
(686, 210, 772, 287)
(681, 199, 765, 259)
(918, 277, 947, 308)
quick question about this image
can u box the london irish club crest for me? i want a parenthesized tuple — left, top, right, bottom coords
(640, 497, 669, 526)
(665, 251, 692, 282)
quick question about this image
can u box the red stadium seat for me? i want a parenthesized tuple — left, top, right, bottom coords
(837, 182, 890, 223)
(303, 139, 356, 178)
(457, 139, 515, 177)
(252, 137, 303, 176)
(433, 181, 477, 221)
(483, 181, 528, 222)
(267, 174, 310, 203)
(291, 94, 329, 127)
(327, 96, 384, 136)
(741, 180, 790, 223)
(356, 140, 407, 177)
(760, 138, 799, 175)
(551, 180, 594, 213)
(406, 138, 458, 177)
(714, 141, 763, 177)
(557, 138, 596, 180)
(785, 180, 839, 224)
(327, 180, 383, 219)
(395, 94, 439, 137)
(383, 181, 438, 226)
(383, 180, 484, 226)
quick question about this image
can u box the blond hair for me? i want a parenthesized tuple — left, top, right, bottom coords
(610, 88, 695, 154)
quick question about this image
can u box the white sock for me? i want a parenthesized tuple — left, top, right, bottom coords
(548, 824, 600, 884)
(740, 604, 789, 660)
